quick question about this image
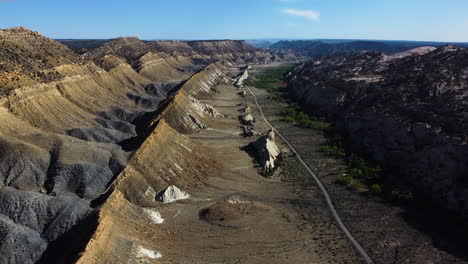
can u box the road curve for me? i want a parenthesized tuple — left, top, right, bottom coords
(245, 85, 374, 264)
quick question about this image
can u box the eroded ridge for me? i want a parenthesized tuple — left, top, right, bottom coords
(0, 27, 243, 264)
(76, 63, 228, 264)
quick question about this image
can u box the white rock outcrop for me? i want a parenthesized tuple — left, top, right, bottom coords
(234, 70, 249, 88)
(254, 129, 281, 175)
(143, 209, 165, 224)
(242, 105, 251, 114)
(136, 246, 163, 260)
(189, 95, 226, 118)
(156, 185, 190, 203)
(241, 114, 255, 125)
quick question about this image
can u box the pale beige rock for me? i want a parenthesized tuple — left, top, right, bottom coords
(234, 70, 249, 88)
(254, 129, 281, 175)
(156, 185, 190, 204)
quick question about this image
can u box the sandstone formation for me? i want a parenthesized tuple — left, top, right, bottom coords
(241, 113, 255, 125)
(253, 130, 281, 175)
(156, 185, 190, 204)
(234, 69, 249, 87)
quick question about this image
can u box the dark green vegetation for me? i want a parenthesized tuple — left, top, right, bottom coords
(246, 64, 294, 99)
(246, 65, 331, 131)
(325, 129, 414, 203)
(250, 64, 413, 203)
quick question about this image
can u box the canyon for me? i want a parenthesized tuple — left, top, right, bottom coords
(0, 26, 467, 264)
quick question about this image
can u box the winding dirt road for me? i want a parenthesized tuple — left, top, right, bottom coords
(245, 85, 374, 264)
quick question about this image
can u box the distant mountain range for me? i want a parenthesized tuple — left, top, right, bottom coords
(247, 39, 468, 57)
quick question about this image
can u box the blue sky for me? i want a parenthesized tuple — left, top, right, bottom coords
(1, 0, 468, 42)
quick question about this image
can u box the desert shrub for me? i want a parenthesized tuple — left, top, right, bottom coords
(337, 175, 354, 186)
(390, 188, 414, 202)
(337, 174, 366, 189)
(349, 167, 364, 178)
(369, 184, 382, 194)
(350, 181, 366, 189)
(281, 106, 330, 131)
(321, 145, 345, 158)
(348, 154, 382, 180)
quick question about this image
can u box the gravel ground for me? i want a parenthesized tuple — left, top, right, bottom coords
(246, 83, 468, 264)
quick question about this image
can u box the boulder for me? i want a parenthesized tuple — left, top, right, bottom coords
(234, 70, 249, 88)
(242, 125, 260, 137)
(143, 209, 164, 224)
(241, 114, 255, 125)
(253, 130, 281, 175)
(156, 185, 190, 204)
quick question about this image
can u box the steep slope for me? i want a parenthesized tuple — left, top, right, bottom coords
(83, 37, 148, 64)
(76, 62, 226, 264)
(288, 45, 468, 216)
(134, 52, 191, 82)
(84, 37, 278, 67)
(83, 37, 196, 82)
(0, 27, 202, 264)
(147, 40, 196, 56)
(0, 27, 82, 93)
(187, 40, 274, 63)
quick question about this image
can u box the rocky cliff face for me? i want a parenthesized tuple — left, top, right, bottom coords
(288, 45, 468, 216)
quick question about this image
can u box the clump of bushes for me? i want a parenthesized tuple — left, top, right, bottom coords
(337, 174, 366, 189)
(347, 154, 382, 181)
(247, 65, 295, 103)
(337, 175, 353, 186)
(246, 64, 296, 93)
(369, 184, 382, 194)
(390, 188, 414, 202)
(281, 105, 331, 131)
(321, 145, 345, 158)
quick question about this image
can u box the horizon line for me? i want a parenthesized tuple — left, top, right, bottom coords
(53, 37, 468, 44)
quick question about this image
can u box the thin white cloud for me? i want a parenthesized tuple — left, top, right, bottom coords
(281, 8, 320, 22)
